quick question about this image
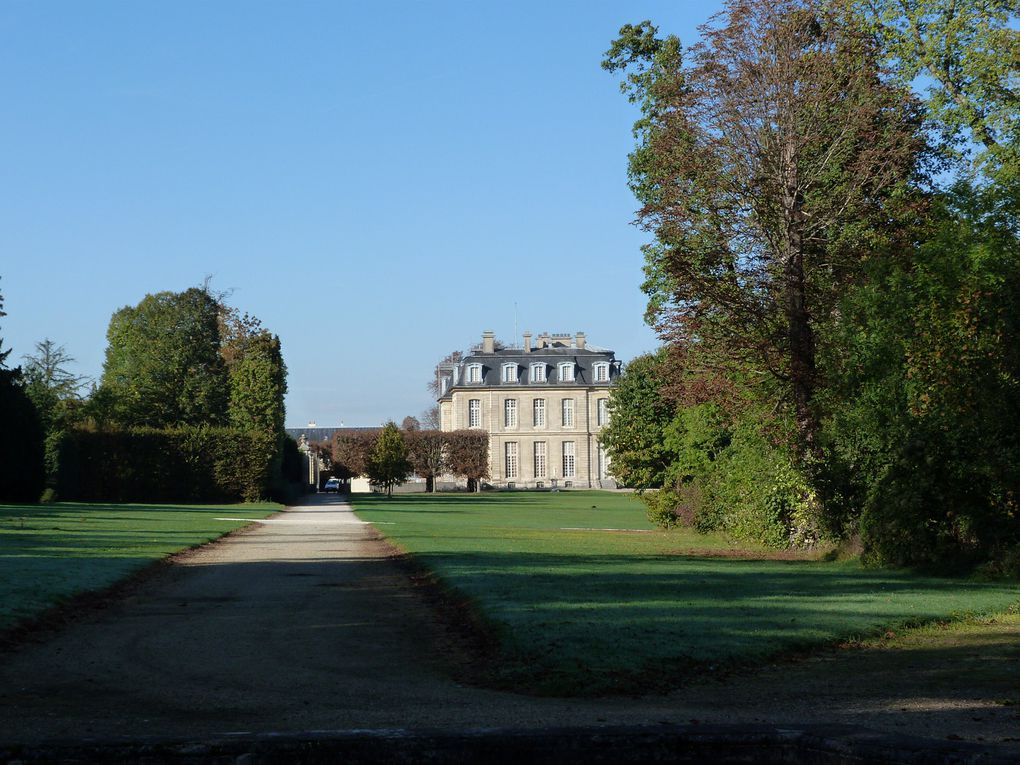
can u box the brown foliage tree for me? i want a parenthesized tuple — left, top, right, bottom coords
(445, 430, 490, 491)
(403, 429, 446, 492)
(330, 429, 378, 480)
(603, 0, 925, 465)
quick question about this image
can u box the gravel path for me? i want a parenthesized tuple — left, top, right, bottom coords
(0, 494, 1016, 749)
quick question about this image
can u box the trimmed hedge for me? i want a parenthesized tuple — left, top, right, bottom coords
(53, 426, 276, 503)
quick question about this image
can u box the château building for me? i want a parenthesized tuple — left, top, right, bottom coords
(438, 330, 620, 489)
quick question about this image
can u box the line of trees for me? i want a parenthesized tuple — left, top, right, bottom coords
(600, 0, 1019, 571)
(326, 425, 489, 494)
(0, 282, 300, 504)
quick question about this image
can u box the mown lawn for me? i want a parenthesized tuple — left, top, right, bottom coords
(353, 490, 1020, 695)
(0, 501, 281, 631)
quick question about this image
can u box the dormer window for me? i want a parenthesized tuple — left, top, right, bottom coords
(529, 363, 546, 383)
(558, 362, 575, 382)
(593, 362, 610, 383)
(467, 364, 483, 383)
(501, 363, 518, 384)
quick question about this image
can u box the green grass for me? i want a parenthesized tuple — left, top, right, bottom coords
(353, 490, 1020, 695)
(0, 501, 281, 630)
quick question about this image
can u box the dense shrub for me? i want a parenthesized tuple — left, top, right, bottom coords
(641, 404, 820, 549)
(53, 426, 276, 503)
(819, 184, 1020, 569)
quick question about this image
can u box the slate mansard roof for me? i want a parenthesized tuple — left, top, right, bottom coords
(438, 331, 621, 400)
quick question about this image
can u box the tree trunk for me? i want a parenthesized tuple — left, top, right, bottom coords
(782, 136, 821, 469)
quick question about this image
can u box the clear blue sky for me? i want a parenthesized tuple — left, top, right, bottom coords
(0, 1, 724, 427)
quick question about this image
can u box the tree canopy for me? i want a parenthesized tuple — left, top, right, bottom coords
(604, 0, 925, 465)
(598, 352, 676, 489)
(99, 287, 229, 428)
(603, 0, 1020, 568)
(366, 422, 412, 497)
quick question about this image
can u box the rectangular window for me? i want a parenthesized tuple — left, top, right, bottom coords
(562, 441, 576, 478)
(597, 398, 609, 426)
(558, 363, 575, 382)
(468, 399, 480, 428)
(530, 364, 546, 383)
(534, 442, 547, 478)
(467, 364, 482, 383)
(504, 398, 518, 428)
(597, 445, 609, 480)
(505, 442, 519, 479)
(561, 398, 574, 428)
(502, 364, 517, 383)
(533, 398, 546, 427)
(593, 363, 609, 383)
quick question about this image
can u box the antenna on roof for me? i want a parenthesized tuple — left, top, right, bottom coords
(514, 302, 518, 348)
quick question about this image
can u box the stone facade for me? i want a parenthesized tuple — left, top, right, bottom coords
(438, 331, 619, 489)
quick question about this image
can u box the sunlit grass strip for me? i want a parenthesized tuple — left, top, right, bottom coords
(0, 501, 281, 630)
(352, 491, 1020, 695)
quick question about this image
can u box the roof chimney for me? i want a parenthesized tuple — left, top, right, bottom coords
(576, 332, 586, 350)
(482, 330, 495, 354)
(523, 331, 532, 353)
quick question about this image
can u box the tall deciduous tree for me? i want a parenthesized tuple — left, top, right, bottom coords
(603, 0, 924, 466)
(445, 430, 489, 492)
(598, 352, 677, 489)
(404, 429, 446, 492)
(420, 405, 441, 430)
(366, 422, 412, 498)
(99, 288, 228, 427)
(223, 323, 287, 437)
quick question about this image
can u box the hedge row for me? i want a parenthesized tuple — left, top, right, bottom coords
(52, 426, 276, 503)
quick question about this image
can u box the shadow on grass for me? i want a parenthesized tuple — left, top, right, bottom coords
(381, 544, 1020, 696)
(0, 536, 1017, 741)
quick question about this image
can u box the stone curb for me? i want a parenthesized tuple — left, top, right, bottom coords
(2, 724, 1017, 764)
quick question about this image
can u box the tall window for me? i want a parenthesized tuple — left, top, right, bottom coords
(593, 362, 609, 383)
(468, 399, 481, 428)
(597, 398, 609, 426)
(504, 398, 518, 428)
(529, 363, 546, 383)
(505, 442, 519, 479)
(533, 398, 546, 427)
(561, 398, 574, 427)
(502, 363, 518, 383)
(467, 364, 482, 383)
(597, 446, 608, 480)
(558, 363, 575, 382)
(562, 441, 576, 478)
(534, 442, 547, 478)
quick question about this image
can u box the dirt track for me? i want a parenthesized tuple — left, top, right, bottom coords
(0, 495, 1016, 748)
